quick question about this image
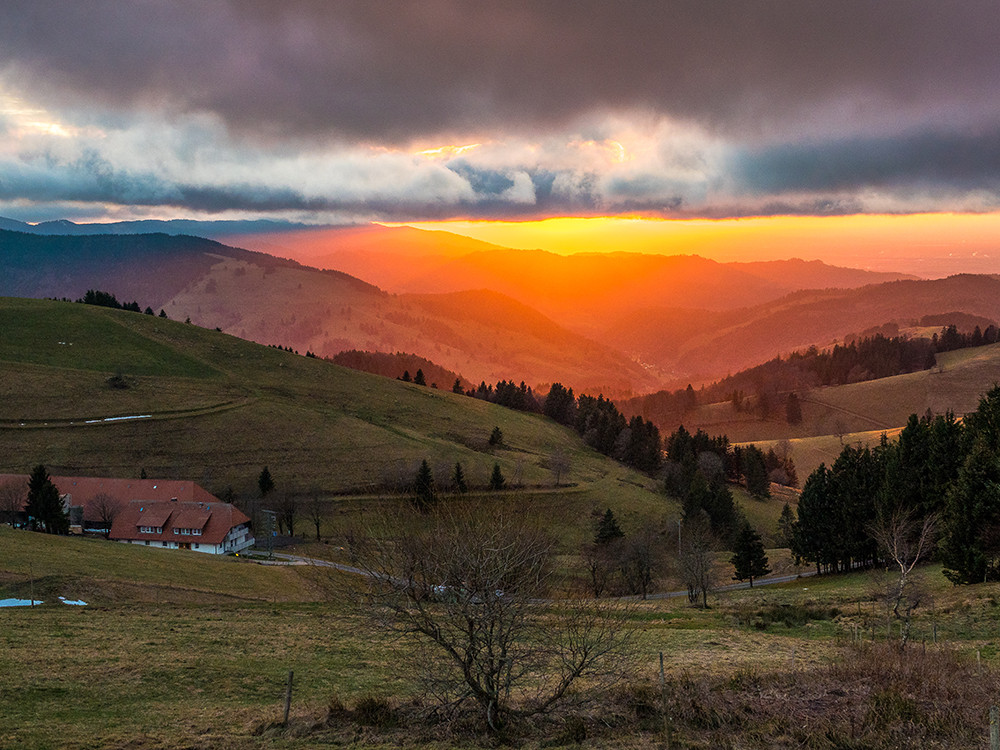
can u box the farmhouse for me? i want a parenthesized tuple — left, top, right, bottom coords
(109, 499, 253, 555)
(0, 475, 252, 554)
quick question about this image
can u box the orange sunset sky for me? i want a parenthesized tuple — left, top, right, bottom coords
(2, 3, 1000, 278)
(406, 213, 1000, 277)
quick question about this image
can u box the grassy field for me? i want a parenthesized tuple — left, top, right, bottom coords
(3, 526, 1000, 748)
(0, 298, 655, 505)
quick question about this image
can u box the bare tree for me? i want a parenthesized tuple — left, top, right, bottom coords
(581, 541, 617, 598)
(347, 504, 635, 731)
(90, 492, 121, 537)
(870, 509, 938, 644)
(619, 528, 664, 600)
(549, 449, 571, 486)
(305, 493, 326, 542)
(0, 480, 25, 527)
(272, 493, 298, 537)
(680, 512, 717, 608)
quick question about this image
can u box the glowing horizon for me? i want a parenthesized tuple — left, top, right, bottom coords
(396, 213, 1000, 276)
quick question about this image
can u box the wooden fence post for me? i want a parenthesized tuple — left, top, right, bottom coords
(283, 670, 294, 725)
(660, 652, 671, 748)
(990, 705, 999, 750)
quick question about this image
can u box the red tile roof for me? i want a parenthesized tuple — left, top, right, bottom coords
(136, 505, 173, 529)
(172, 508, 212, 531)
(109, 499, 250, 547)
(0, 474, 219, 522)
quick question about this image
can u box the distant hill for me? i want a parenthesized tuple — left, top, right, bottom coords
(0, 227, 363, 305)
(0, 215, 322, 238)
(0, 229, 655, 393)
(597, 274, 1000, 385)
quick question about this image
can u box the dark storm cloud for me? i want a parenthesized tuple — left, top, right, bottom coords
(3, 0, 1000, 144)
(447, 162, 515, 196)
(731, 128, 1000, 194)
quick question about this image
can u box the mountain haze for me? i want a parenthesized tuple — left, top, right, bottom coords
(0, 228, 655, 393)
(602, 274, 1000, 385)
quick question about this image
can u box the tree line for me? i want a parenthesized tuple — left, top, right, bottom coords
(419, 376, 664, 476)
(77, 288, 168, 318)
(621, 326, 999, 430)
(790, 386, 1000, 585)
(542, 384, 662, 474)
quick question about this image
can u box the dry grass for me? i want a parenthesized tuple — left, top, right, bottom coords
(4, 527, 1000, 749)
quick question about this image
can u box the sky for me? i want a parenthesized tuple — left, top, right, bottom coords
(2, 1, 1000, 265)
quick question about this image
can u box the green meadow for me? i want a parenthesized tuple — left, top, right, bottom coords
(3, 526, 1000, 749)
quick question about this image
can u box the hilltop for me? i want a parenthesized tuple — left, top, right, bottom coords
(0, 228, 656, 393)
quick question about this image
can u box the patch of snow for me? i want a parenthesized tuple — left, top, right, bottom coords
(84, 415, 152, 424)
(58, 596, 88, 606)
(0, 598, 43, 607)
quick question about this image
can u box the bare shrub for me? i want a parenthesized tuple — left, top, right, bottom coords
(344, 502, 636, 732)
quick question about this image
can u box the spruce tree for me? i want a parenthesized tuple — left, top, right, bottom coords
(785, 393, 803, 425)
(488, 463, 506, 491)
(258, 466, 275, 498)
(776, 502, 796, 550)
(731, 521, 770, 587)
(594, 508, 625, 545)
(414, 369, 426, 386)
(452, 378, 464, 394)
(453, 462, 468, 493)
(941, 438, 1000, 584)
(413, 459, 437, 511)
(742, 445, 771, 499)
(25, 464, 68, 534)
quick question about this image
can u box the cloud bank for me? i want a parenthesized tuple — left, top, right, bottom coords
(1, 1, 999, 222)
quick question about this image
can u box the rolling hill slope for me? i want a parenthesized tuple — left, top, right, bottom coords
(0, 297, 660, 505)
(671, 342, 1000, 480)
(600, 274, 1000, 384)
(0, 228, 656, 393)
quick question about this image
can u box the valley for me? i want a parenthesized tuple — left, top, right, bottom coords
(5, 224, 1000, 749)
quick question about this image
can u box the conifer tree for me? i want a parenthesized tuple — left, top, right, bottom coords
(785, 392, 803, 425)
(25, 464, 68, 534)
(731, 521, 770, 587)
(414, 368, 426, 386)
(413, 459, 437, 511)
(941, 438, 1000, 584)
(742, 444, 771, 499)
(453, 462, 468, 493)
(594, 508, 625, 545)
(258, 466, 275, 498)
(776, 502, 796, 550)
(488, 463, 506, 491)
